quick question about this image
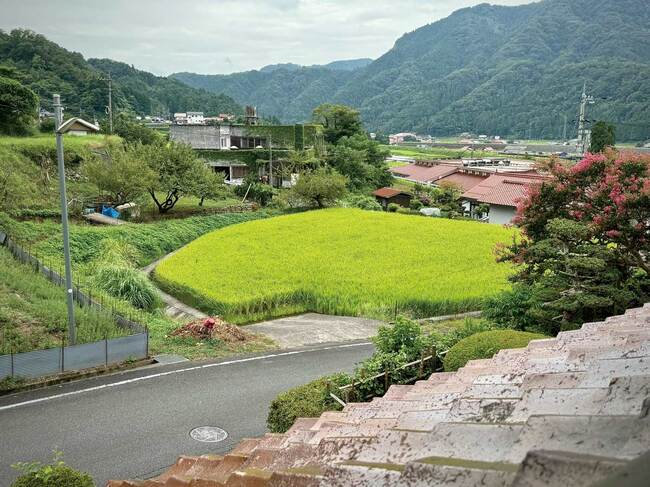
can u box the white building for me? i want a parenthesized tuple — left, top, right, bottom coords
(173, 112, 205, 125)
(186, 112, 205, 125)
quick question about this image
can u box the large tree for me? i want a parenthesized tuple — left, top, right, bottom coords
(195, 164, 226, 206)
(84, 143, 155, 205)
(590, 121, 616, 153)
(312, 104, 363, 144)
(0, 75, 38, 135)
(292, 167, 347, 208)
(326, 133, 392, 190)
(138, 141, 205, 213)
(487, 151, 650, 334)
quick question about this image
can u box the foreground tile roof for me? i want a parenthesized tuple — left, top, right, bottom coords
(109, 304, 650, 486)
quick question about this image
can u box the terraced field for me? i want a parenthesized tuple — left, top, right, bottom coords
(154, 209, 516, 323)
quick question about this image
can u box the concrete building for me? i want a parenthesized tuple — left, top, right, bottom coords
(169, 123, 323, 185)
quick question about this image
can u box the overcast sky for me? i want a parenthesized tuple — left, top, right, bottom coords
(0, 0, 533, 76)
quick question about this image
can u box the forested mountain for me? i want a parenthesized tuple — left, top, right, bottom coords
(172, 0, 650, 140)
(259, 58, 372, 73)
(173, 66, 353, 123)
(0, 29, 242, 120)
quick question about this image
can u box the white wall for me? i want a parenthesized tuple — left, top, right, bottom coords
(488, 204, 516, 224)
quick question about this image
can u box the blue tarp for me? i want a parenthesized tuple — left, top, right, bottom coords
(101, 206, 120, 219)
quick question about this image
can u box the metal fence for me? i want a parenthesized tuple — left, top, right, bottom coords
(0, 231, 149, 380)
(0, 333, 148, 379)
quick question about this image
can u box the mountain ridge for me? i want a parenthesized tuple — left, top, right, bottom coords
(172, 0, 650, 140)
(0, 29, 242, 119)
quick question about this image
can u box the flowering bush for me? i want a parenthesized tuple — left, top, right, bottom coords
(490, 151, 650, 334)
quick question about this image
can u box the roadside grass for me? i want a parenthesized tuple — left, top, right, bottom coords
(0, 247, 124, 354)
(155, 208, 516, 324)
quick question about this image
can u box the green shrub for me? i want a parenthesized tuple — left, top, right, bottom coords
(267, 373, 349, 433)
(93, 264, 161, 311)
(427, 318, 494, 353)
(409, 199, 423, 211)
(482, 285, 540, 331)
(443, 330, 547, 371)
(387, 203, 399, 212)
(338, 194, 382, 211)
(12, 454, 94, 487)
(373, 317, 430, 359)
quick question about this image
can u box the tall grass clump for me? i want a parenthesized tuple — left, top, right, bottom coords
(91, 239, 161, 311)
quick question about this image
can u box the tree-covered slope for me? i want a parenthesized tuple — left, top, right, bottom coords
(0, 29, 242, 119)
(172, 66, 353, 122)
(172, 0, 650, 140)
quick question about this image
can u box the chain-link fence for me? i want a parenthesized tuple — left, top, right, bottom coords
(0, 231, 149, 380)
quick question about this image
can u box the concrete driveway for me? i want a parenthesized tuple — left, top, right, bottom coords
(246, 313, 385, 348)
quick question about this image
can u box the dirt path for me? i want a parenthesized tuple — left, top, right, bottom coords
(143, 252, 207, 322)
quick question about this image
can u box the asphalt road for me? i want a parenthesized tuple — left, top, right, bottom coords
(0, 341, 374, 486)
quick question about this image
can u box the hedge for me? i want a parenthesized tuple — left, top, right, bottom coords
(266, 374, 349, 433)
(443, 330, 547, 371)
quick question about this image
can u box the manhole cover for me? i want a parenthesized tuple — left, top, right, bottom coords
(189, 426, 228, 443)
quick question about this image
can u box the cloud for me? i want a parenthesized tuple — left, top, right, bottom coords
(0, 0, 534, 75)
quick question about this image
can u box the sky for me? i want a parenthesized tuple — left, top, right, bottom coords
(0, 0, 533, 76)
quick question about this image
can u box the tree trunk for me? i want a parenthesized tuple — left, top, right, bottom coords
(149, 189, 180, 214)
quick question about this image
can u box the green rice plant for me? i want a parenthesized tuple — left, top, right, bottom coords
(155, 208, 517, 323)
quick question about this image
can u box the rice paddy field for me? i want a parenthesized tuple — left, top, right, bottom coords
(154, 209, 516, 323)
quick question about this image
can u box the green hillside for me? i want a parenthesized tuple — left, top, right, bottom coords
(0, 29, 242, 119)
(172, 0, 650, 141)
(173, 66, 352, 123)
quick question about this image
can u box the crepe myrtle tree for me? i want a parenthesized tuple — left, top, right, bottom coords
(514, 151, 650, 275)
(488, 151, 650, 333)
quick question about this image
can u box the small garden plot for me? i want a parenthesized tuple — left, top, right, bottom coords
(155, 208, 516, 323)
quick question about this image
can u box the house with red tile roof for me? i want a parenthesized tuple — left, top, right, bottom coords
(461, 173, 547, 224)
(390, 161, 460, 184)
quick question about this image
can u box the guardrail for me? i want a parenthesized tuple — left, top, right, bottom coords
(0, 231, 148, 380)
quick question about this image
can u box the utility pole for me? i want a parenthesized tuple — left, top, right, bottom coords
(107, 73, 113, 134)
(268, 134, 273, 187)
(53, 94, 76, 345)
(576, 82, 594, 155)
